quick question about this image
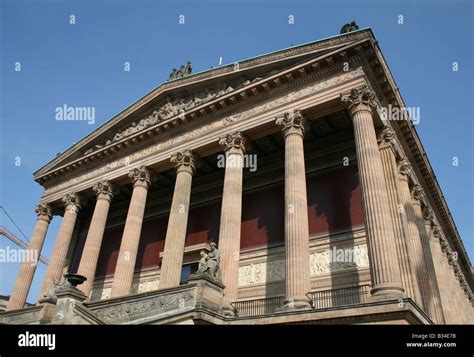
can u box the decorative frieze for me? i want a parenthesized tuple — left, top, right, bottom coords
(238, 244, 369, 287)
(310, 244, 369, 275)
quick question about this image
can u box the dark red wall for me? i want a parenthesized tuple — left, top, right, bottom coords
(306, 164, 364, 236)
(70, 164, 363, 277)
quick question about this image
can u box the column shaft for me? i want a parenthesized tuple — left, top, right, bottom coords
(423, 220, 446, 324)
(397, 167, 432, 311)
(7, 204, 52, 311)
(77, 180, 116, 299)
(110, 167, 151, 298)
(218, 133, 246, 313)
(341, 87, 403, 295)
(39, 193, 82, 300)
(277, 111, 311, 308)
(412, 196, 445, 323)
(378, 129, 421, 303)
(159, 151, 196, 289)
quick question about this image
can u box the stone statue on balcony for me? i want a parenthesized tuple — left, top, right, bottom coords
(197, 243, 221, 281)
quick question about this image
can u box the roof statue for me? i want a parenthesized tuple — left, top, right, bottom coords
(168, 61, 192, 81)
(340, 21, 359, 34)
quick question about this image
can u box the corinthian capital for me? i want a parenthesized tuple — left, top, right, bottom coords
(423, 207, 434, 224)
(340, 86, 377, 116)
(397, 159, 411, 179)
(378, 127, 397, 149)
(35, 203, 53, 222)
(432, 225, 442, 241)
(62, 193, 83, 213)
(171, 150, 198, 174)
(219, 132, 248, 155)
(275, 110, 307, 138)
(410, 184, 424, 203)
(93, 180, 118, 202)
(129, 166, 152, 189)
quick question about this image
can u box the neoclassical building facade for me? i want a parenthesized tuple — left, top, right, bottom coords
(2, 27, 473, 325)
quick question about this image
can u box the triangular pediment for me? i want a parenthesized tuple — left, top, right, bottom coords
(34, 29, 374, 180)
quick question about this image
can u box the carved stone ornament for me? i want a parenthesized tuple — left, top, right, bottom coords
(275, 110, 307, 138)
(61, 192, 83, 212)
(397, 159, 411, 178)
(40, 273, 87, 304)
(93, 180, 118, 201)
(219, 132, 248, 155)
(423, 207, 434, 223)
(410, 184, 424, 202)
(92, 287, 196, 323)
(83, 76, 263, 155)
(378, 126, 397, 149)
(128, 166, 152, 188)
(432, 225, 442, 240)
(195, 242, 221, 282)
(170, 150, 198, 174)
(340, 86, 378, 115)
(35, 203, 53, 221)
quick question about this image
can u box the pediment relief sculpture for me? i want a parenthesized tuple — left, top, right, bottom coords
(83, 76, 263, 156)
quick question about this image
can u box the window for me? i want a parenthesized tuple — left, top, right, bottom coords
(179, 263, 199, 285)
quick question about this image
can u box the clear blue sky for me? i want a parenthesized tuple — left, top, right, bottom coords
(1, 0, 472, 303)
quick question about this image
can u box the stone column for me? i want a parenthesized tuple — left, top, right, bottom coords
(7, 203, 53, 311)
(422, 210, 446, 324)
(411, 186, 445, 323)
(77, 180, 118, 299)
(378, 127, 421, 303)
(397, 160, 431, 310)
(110, 166, 152, 298)
(276, 110, 311, 309)
(341, 87, 404, 296)
(217, 132, 247, 315)
(39, 193, 83, 300)
(159, 151, 198, 290)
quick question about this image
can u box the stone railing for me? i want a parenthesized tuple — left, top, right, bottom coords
(231, 285, 371, 318)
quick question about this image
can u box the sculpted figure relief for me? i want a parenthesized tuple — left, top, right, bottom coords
(83, 76, 260, 155)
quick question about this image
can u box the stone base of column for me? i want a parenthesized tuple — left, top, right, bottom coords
(222, 303, 237, 317)
(280, 295, 312, 311)
(370, 283, 406, 297)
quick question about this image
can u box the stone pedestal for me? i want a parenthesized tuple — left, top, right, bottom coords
(7, 203, 53, 311)
(341, 87, 404, 296)
(159, 151, 197, 290)
(39, 193, 83, 301)
(111, 167, 152, 298)
(188, 273, 225, 316)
